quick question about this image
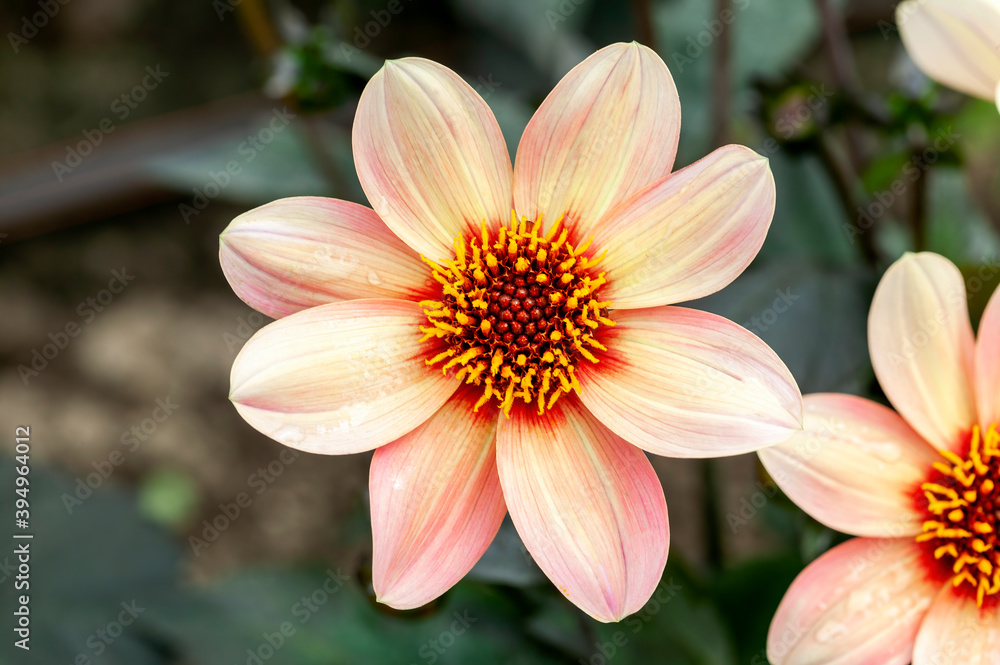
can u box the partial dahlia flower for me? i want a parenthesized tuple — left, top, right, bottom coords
(761, 252, 1000, 663)
(896, 0, 1000, 112)
(220, 42, 802, 622)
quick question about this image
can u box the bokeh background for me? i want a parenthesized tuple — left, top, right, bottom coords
(1, 0, 999, 663)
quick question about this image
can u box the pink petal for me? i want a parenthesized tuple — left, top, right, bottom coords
(912, 584, 1000, 665)
(353, 58, 513, 261)
(758, 393, 940, 538)
(595, 145, 775, 309)
(370, 387, 505, 610)
(219, 197, 432, 319)
(897, 0, 1000, 102)
(495, 396, 668, 622)
(512, 42, 681, 239)
(230, 299, 457, 454)
(577, 306, 802, 458)
(868, 252, 977, 454)
(768, 538, 940, 665)
(977, 283, 1000, 430)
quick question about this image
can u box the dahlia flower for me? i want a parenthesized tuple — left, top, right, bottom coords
(220, 42, 802, 622)
(897, 0, 1000, 112)
(761, 252, 1000, 663)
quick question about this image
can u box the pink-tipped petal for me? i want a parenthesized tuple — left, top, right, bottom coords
(513, 42, 681, 238)
(897, 0, 1000, 102)
(370, 387, 505, 610)
(496, 396, 668, 622)
(768, 538, 940, 665)
(912, 584, 1000, 665)
(759, 393, 940, 538)
(230, 299, 457, 454)
(220, 197, 431, 319)
(577, 306, 802, 458)
(353, 58, 513, 261)
(869, 252, 977, 454)
(977, 283, 1000, 430)
(595, 145, 776, 309)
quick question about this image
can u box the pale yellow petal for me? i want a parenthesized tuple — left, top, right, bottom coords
(759, 393, 940, 538)
(768, 538, 939, 665)
(513, 42, 680, 238)
(912, 584, 1000, 665)
(220, 197, 431, 318)
(596, 145, 775, 309)
(897, 0, 1000, 101)
(578, 306, 801, 458)
(868, 252, 977, 454)
(354, 58, 512, 260)
(230, 299, 457, 454)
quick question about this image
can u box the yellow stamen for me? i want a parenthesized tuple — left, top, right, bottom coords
(918, 423, 1000, 608)
(419, 210, 614, 416)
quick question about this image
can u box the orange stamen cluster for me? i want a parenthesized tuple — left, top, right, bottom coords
(917, 423, 1000, 607)
(418, 212, 614, 416)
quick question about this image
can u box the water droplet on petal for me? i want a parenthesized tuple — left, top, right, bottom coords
(274, 424, 305, 444)
(814, 620, 848, 643)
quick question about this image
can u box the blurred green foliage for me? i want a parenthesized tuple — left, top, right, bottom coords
(7, 0, 1000, 663)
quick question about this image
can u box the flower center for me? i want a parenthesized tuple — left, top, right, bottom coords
(418, 212, 614, 416)
(917, 423, 1000, 607)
